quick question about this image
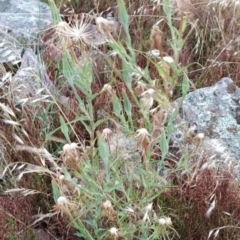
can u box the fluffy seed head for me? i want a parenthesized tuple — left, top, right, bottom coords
(140, 89, 155, 111)
(101, 84, 113, 95)
(56, 17, 94, 45)
(101, 128, 113, 142)
(158, 216, 172, 225)
(109, 227, 118, 236)
(102, 200, 113, 209)
(57, 196, 69, 206)
(135, 128, 150, 142)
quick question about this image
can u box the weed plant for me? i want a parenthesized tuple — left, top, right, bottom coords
(1, 0, 240, 239)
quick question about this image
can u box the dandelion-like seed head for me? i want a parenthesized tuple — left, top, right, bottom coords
(102, 200, 113, 209)
(61, 142, 81, 171)
(101, 128, 113, 142)
(57, 21, 69, 32)
(158, 218, 166, 225)
(59, 174, 65, 180)
(162, 56, 174, 63)
(109, 227, 118, 236)
(53, 195, 75, 218)
(101, 84, 113, 95)
(196, 132, 205, 139)
(101, 200, 116, 221)
(57, 196, 69, 207)
(134, 81, 148, 96)
(61, 143, 80, 161)
(62, 142, 78, 152)
(140, 88, 155, 111)
(56, 17, 94, 45)
(158, 216, 172, 226)
(135, 128, 150, 142)
(145, 202, 153, 212)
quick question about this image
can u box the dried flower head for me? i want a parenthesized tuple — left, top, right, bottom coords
(196, 132, 205, 139)
(135, 128, 150, 144)
(158, 216, 172, 226)
(96, 16, 118, 40)
(56, 17, 94, 45)
(136, 128, 151, 157)
(53, 196, 75, 218)
(109, 227, 118, 236)
(157, 56, 175, 95)
(102, 200, 113, 209)
(101, 200, 116, 222)
(57, 196, 69, 207)
(101, 128, 113, 142)
(134, 81, 148, 96)
(101, 84, 113, 95)
(61, 143, 81, 172)
(140, 88, 155, 111)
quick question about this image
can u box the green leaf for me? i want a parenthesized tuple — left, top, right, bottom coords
(122, 61, 132, 89)
(112, 94, 123, 117)
(123, 91, 132, 115)
(182, 74, 190, 97)
(98, 135, 110, 181)
(51, 179, 61, 203)
(117, 0, 135, 61)
(94, 119, 107, 129)
(117, 0, 129, 38)
(160, 129, 169, 161)
(48, 0, 62, 23)
(59, 116, 71, 143)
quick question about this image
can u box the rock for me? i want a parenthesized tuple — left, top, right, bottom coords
(108, 131, 140, 161)
(0, 0, 52, 44)
(12, 48, 68, 103)
(170, 77, 240, 175)
(0, 0, 55, 97)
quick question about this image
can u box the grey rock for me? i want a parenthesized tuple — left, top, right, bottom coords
(170, 77, 240, 176)
(0, 42, 22, 65)
(12, 48, 68, 104)
(0, 0, 52, 44)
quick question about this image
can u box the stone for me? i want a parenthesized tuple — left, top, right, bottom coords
(12, 48, 68, 103)
(170, 77, 240, 176)
(0, 0, 52, 44)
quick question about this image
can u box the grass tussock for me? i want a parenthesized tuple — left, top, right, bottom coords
(1, 0, 240, 239)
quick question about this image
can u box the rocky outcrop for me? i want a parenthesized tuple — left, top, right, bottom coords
(0, 0, 51, 44)
(170, 77, 240, 176)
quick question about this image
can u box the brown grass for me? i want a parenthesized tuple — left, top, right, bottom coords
(2, 0, 240, 239)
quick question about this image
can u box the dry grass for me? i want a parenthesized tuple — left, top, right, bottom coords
(1, 0, 240, 239)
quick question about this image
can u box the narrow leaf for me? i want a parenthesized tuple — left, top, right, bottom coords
(98, 135, 110, 181)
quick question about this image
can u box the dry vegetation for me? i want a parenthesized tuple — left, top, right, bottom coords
(1, 0, 240, 239)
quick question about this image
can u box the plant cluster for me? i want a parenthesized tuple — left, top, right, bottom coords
(1, 0, 240, 239)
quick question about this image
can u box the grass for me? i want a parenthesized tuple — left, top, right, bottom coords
(1, 0, 240, 239)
